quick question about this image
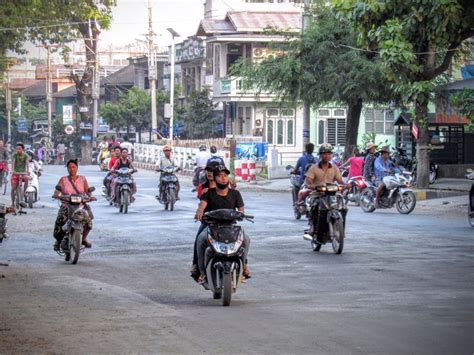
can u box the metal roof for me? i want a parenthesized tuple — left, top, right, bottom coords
(227, 11, 301, 32)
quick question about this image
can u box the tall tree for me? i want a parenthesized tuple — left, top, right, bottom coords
(18, 0, 117, 163)
(334, 0, 474, 187)
(182, 88, 220, 139)
(232, 2, 394, 159)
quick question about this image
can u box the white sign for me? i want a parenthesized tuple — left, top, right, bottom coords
(63, 105, 74, 125)
(64, 125, 75, 135)
(79, 106, 88, 113)
(164, 103, 171, 118)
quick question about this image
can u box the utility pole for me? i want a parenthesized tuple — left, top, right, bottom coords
(92, 38, 100, 148)
(301, 0, 311, 145)
(46, 45, 52, 138)
(148, 0, 158, 142)
(5, 70, 11, 142)
(167, 28, 180, 143)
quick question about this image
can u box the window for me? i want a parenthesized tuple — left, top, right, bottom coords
(327, 118, 346, 146)
(277, 119, 284, 144)
(265, 107, 296, 146)
(318, 120, 325, 144)
(267, 119, 274, 144)
(287, 120, 294, 145)
(364, 109, 394, 134)
(334, 109, 345, 117)
(318, 109, 330, 117)
(214, 44, 220, 79)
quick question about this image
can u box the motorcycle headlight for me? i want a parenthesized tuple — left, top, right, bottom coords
(209, 234, 244, 255)
(70, 195, 83, 204)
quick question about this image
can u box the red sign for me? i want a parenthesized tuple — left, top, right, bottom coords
(411, 122, 419, 140)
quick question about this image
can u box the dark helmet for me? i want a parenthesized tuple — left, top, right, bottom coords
(199, 144, 206, 151)
(26, 150, 34, 157)
(210, 145, 217, 154)
(318, 143, 333, 155)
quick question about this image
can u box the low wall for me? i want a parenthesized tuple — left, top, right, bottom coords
(438, 164, 474, 178)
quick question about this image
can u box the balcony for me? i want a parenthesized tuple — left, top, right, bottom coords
(213, 76, 276, 101)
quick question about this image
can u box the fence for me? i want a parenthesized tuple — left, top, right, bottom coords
(133, 143, 230, 174)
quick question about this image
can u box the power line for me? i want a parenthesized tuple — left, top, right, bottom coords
(330, 41, 463, 55)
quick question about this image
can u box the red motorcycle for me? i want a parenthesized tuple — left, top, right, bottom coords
(342, 176, 366, 206)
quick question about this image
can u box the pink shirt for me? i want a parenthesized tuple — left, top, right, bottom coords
(60, 175, 88, 195)
(347, 157, 364, 178)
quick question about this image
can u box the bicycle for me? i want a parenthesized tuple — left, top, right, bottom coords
(12, 173, 28, 215)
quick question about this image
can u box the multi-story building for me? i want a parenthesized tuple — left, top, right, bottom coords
(195, 0, 304, 162)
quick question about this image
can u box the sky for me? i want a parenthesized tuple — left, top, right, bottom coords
(101, 0, 205, 48)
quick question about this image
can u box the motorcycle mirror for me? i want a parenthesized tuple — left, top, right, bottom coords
(88, 187, 96, 193)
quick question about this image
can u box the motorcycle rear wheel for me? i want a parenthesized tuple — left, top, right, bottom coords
(222, 272, 232, 306)
(360, 188, 376, 213)
(331, 219, 344, 254)
(70, 229, 82, 264)
(396, 191, 416, 214)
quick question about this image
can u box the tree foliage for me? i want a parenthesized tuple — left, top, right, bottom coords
(181, 88, 220, 139)
(334, 0, 474, 187)
(450, 88, 474, 128)
(232, 2, 395, 158)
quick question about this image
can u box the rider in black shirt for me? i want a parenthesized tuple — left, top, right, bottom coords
(194, 165, 250, 284)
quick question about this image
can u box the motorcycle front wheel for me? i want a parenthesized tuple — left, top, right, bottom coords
(359, 188, 376, 213)
(222, 272, 232, 307)
(27, 191, 34, 208)
(396, 191, 416, 214)
(120, 190, 130, 214)
(330, 219, 344, 254)
(294, 207, 302, 220)
(70, 229, 82, 264)
(167, 189, 176, 211)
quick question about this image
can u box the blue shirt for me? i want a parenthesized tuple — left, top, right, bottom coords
(295, 153, 317, 184)
(374, 156, 394, 180)
(206, 155, 225, 167)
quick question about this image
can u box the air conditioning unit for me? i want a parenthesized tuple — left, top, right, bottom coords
(252, 47, 266, 60)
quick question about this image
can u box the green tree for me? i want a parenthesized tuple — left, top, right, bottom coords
(232, 2, 394, 159)
(334, 0, 474, 187)
(182, 88, 220, 139)
(450, 88, 474, 129)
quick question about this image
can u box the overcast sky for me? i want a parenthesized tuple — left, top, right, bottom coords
(101, 0, 205, 48)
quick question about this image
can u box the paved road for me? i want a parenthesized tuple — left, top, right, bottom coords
(0, 165, 473, 354)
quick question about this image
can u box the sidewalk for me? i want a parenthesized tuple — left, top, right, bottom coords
(237, 177, 472, 201)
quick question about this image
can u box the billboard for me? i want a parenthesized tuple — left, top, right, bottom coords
(235, 142, 268, 162)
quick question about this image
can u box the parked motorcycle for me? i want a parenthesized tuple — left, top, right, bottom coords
(303, 183, 347, 254)
(115, 167, 136, 214)
(359, 172, 416, 214)
(342, 175, 366, 206)
(157, 166, 179, 211)
(55, 187, 96, 264)
(200, 209, 253, 306)
(25, 170, 40, 208)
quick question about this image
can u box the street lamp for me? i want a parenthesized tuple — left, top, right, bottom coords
(167, 28, 180, 143)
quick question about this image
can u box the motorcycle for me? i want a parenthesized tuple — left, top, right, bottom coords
(290, 173, 308, 219)
(468, 179, 473, 228)
(0, 204, 8, 245)
(25, 170, 40, 208)
(0, 161, 8, 195)
(115, 167, 136, 214)
(342, 175, 366, 206)
(98, 148, 110, 171)
(157, 166, 179, 211)
(201, 209, 253, 306)
(303, 183, 347, 254)
(359, 172, 416, 214)
(101, 171, 115, 205)
(55, 187, 96, 264)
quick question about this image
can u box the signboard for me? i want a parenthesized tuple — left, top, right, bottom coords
(17, 116, 28, 133)
(79, 121, 93, 130)
(221, 79, 231, 94)
(79, 106, 89, 113)
(80, 135, 92, 141)
(63, 105, 74, 125)
(164, 103, 171, 118)
(64, 125, 75, 135)
(235, 142, 268, 162)
(411, 122, 419, 140)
